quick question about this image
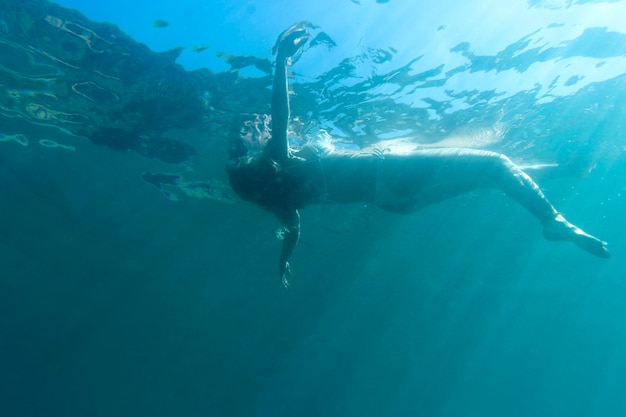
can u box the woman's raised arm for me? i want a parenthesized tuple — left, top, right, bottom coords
(266, 22, 311, 163)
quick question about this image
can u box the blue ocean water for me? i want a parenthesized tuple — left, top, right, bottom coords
(1, 0, 626, 416)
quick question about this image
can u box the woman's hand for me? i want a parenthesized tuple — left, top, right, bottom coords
(272, 21, 314, 61)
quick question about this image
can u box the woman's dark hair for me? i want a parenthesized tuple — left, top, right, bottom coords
(226, 113, 283, 207)
(228, 113, 271, 161)
(226, 154, 283, 209)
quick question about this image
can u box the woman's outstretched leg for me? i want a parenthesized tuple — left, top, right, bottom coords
(481, 151, 610, 258)
(375, 149, 610, 258)
(480, 154, 611, 258)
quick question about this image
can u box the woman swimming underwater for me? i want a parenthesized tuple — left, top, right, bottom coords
(226, 22, 610, 287)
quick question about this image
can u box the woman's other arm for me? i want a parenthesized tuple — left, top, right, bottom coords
(275, 208, 300, 287)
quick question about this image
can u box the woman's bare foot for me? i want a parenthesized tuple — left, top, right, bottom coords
(543, 214, 610, 258)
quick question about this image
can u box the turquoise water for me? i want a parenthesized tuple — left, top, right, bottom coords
(1, 0, 626, 416)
